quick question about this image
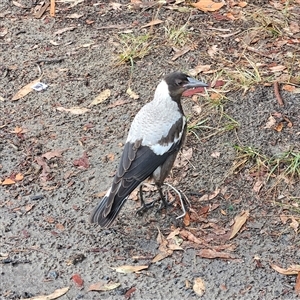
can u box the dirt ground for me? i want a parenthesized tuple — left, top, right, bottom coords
(1, 1, 300, 299)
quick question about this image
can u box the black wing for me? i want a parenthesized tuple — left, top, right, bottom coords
(89, 139, 181, 227)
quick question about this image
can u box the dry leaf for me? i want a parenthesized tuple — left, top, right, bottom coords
(197, 248, 236, 259)
(207, 45, 218, 58)
(53, 26, 76, 36)
(290, 21, 300, 34)
(42, 149, 67, 160)
(171, 46, 191, 61)
(290, 216, 299, 233)
(73, 152, 89, 169)
(199, 188, 220, 201)
(12, 1, 26, 8)
(111, 265, 148, 273)
(10, 126, 28, 134)
(191, 0, 224, 12)
(141, 19, 163, 28)
(2, 178, 15, 185)
(45, 216, 55, 223)
(62, 0, 84, 8)
(89, 89, 111, 106)
(189, 65, 211, 76)
(125, 287, 136, 299)
(95, 190, 107, 198)
(252, 180, 263, 193)
(0, 253, 9, 260)
(210, 93, 221, 101)
(238, 1, 247, 7)
(264, 115, 276, 129)
(173, 148, 193, 168)
(166, 228, 181, 239)
(180, 229, 206, 245)
(183, 212, 190, 226)
(126, 87, 139, 100)
(192, 105, 202, 115)
(15, 173, 24, 181)
(213, 244, 236, 252)
(158, 228, 172, 251)
(35, 156, 51, 181)
(0, 28, 8, 37)
(280, 214, 288, 224)
(295, 273, 300, 295)
(167, 243, 183, 251)
(12, 78, 41, 101)
(152, 252, 170, 263)
(269, 65, 286, 72)
(167, 230, 184, 251)
(55, 223, 65, 230)
(274, 122, 283, 132)
(211, 151, 220, 158)
(110, 2, 122, 10)
(56, 106, 90, 115)
(34, 0, 50, 18)
(220, 209, 226, 215)
(72, 273, 84, 288)
(271, 264, 300, 275)
(224, 12, 236, 20)
(107, 153, 115, 161)
(283, 116, 293, 128)
(107, 99, 130, 108)
(25, 286, 69, 300)
(229, 210, 250, 239)
(212, 80, 225, 88)
(193, 277, 205, 297)
(88, 281, 120, 292)
(25, 204, 35, 212)
(152, 228, 174, 262)
(66, 13, 84, 19)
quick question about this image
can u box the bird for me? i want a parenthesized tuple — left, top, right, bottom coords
(89, 71, 208, 227)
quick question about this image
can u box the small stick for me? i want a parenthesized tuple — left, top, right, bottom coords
(274, 82, 284, 106)
(50, 0, 55, 17)
(164, 183, 186, 219)
(246, 46, 273, 59)
(36, 57, 66, 64)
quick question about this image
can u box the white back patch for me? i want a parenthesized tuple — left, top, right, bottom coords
(150, 116, 186, 155)
(126, 79, 185, 154)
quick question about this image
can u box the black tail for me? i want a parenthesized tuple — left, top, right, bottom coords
(89, 194, 128, 228)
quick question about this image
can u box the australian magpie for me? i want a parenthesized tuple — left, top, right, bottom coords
(89, 72, 208, 227)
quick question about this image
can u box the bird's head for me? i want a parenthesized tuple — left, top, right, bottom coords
(164, 72, 208, 101)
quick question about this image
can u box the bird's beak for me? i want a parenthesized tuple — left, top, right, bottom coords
(184, 77, 208, 89)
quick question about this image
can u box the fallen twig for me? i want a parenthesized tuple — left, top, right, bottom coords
(246, 46, 273, 59)
(50, 0, 55, 17)
(97, 25, 133, 30)
(274, 82, 284, 107)
(36, 57, 66, 64)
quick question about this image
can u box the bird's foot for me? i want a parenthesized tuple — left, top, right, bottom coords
(155, 196, 174, 214)
(136, 200, 157, 216)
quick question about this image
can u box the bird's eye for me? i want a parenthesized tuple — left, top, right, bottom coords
(175, 79, 183, 86)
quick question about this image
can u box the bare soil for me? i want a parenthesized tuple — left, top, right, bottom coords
(1, 1, 300, 299)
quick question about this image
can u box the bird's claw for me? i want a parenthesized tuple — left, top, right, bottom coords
(155, 198, 174, 215)
(136, 200, 156, 216)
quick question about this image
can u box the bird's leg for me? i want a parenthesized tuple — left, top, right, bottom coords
(136, 184, 156, 215)
(157, 184, 169, 209)
(155, 183, 176, 213)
